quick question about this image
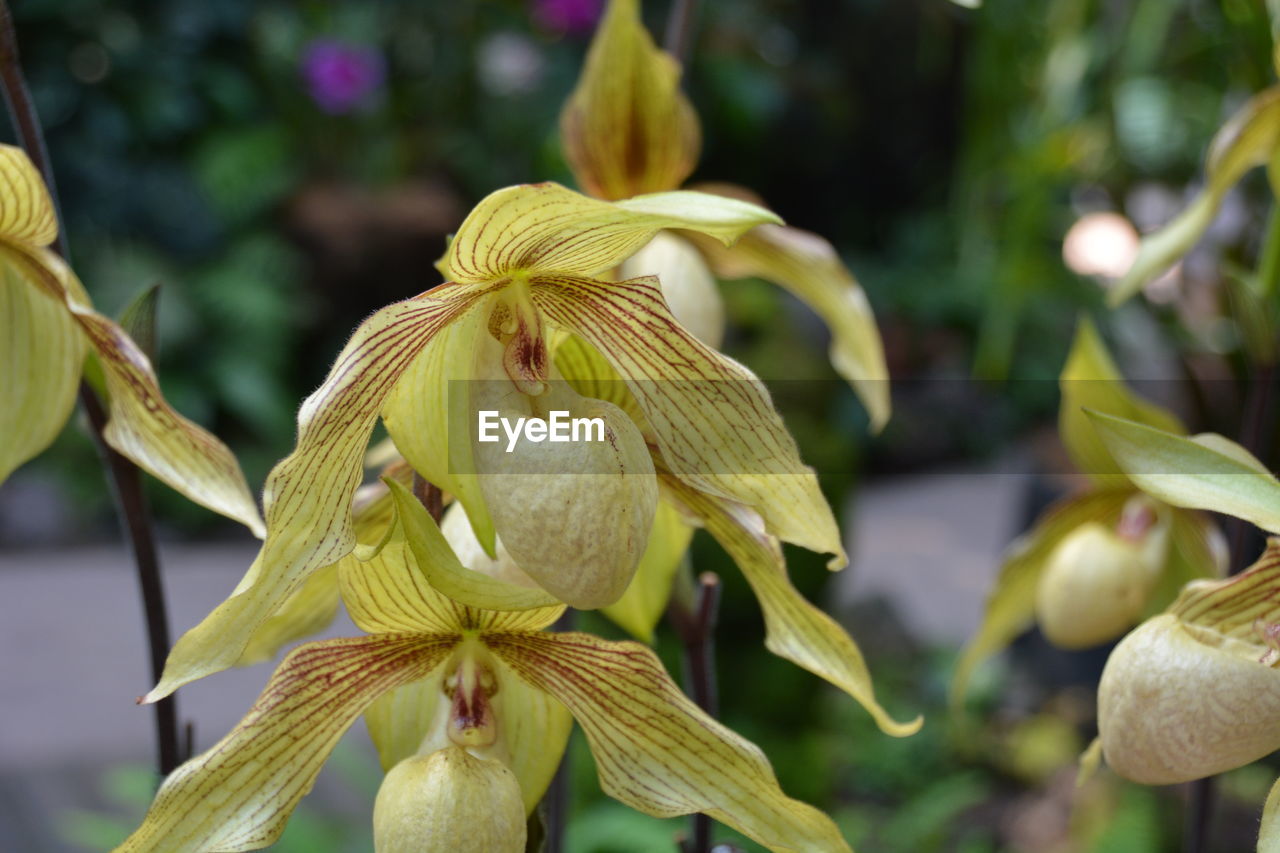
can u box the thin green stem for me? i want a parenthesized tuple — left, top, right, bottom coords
(0, 0, 182, 776)
(664, 0, 700, 65)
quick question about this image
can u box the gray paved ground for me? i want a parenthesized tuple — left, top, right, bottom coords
(0, 462, 1027, 850)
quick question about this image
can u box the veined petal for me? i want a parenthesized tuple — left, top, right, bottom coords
(4, 244, 264, 534)
(1058, 317, 1184, 486)
(1087, 411, 1280, 534)
(382, 296, 497, 554)
(471, 377, 658, 609)
(689, 222, 891, 431)
(1110, 86, 1280, 305)
(116, 635, 455, 853)
(532, 274, 845, 567)
(487, 631, 852, 853)
(386, 479, 564, 618)
(552, 331, 651, 431)
(236, 563, 341, 666)
(0, 255, 84, 484)
(620, 232, 725, 349)
(0, 145, 58, 246)
(1098, 542, 1280, 784)
(444, 183, 779, 282)
(559, 0, 699, 200)
(601, 496, 696, 642)
(147, 285, 489, 700)
(669, 478, 920, 736)
(952, 489, 1134, 706)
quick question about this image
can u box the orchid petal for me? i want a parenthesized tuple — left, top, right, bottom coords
(1058, 317, 1184, 486)
(670, 478, 920, 736)
(471, 378, 658, 609)
(1110, 86, 1280, 305)
(689, 222, 891, 431)
(1087, 411, 1280, 534)
(0, 145, 58, 246)
(620, 232, 725, 349)
(382, 297, 497, 554)
(148, 285, 490, 700)
(387, 479, 564, 615)
(487, 631, 852, 853)
(559, 0, 699, 200)
(533, 274, 845, 567)
(117, 635, 455, 852)
(445, 183, 778, 282)
(952, 489, 1134, 705)
(5, 244, 265, 535)
(1098, 541, 1280, 784)
(0, 256, 84, 483)
(601, 497, 696, 642)
(236, 563, 341, 666)
(1262, 776, 1280, 852)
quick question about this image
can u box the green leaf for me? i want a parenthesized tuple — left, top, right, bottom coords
(1058, 317, 1184, 485)
(1087, 411, 1280, 534)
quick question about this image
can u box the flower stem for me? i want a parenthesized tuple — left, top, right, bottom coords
(669, 570, 722, 853)
(664, 0, 700, 65)
(0, 0, 185, 777)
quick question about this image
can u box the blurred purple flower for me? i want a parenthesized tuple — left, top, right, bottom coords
(533, 0, 602, 35)
(301, 39, 385, 114)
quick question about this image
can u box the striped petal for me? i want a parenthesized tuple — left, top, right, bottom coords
(116, 635, 455, 852)
(235, 563, 340, 666)
(690, 222, 891, 432)
(532, 273, 845, 567)
(620, 232, 725, 349)
(1059, 317, 1185, 486)
(0, 145, 58, 246)
(1110, 85, 1280, 305)
(0, 254, 84, 484)
(668, 477, 920, 736)
(1087, 411, 1280, 534)
(147, 284, 490, 700)
(559, 0, 699, 201)
(443, 182, 779, 282)
(3, 245, 264, 534)
(486, 631, 853, 853)
(952, 489, 1134, 706)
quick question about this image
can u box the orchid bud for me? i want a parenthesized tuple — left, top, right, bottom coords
(1034, 523, 1155, 649)
(373, 748, 526, 853)
(1097, 613, 1280, 784)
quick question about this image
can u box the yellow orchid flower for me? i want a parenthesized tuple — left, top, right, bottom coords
(560, 0, 891, 429)
(0, 145, 263, 534)
(118, 480, 854, 853)
(952, 318, 1225, 704)
(148, 180, 850, 701)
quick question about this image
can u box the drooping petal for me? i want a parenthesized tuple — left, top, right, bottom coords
(620, 232, 725, 348)
(0, 255, 84, 484)
(443, 183, 779, 283)
(4, 244, 265, 535)
(1097, 542, 1280, 784)
(384, 479, 564, 617)
(1110, 86, 1280, 305)
(487, 631, 853, 853)
(470, 377, 658, 609)
(373, 748, 526, 853)
(0, 145, 59, 247)
(1087, 411, 1280, 534)
(689, 221, 891, 431)
(533, 274, 845, 567)
(116, 635, 455, 853)
(1058, 317, 1184, 486)
(147, 284, 491, 700)
(382, 296, 498, 554)
(668, 477, 920, 736)
(236, 563, 341, 666)
(601, 496, 696, 642)
(952, 489, 1134, 705)
(559, 0, 699, 200)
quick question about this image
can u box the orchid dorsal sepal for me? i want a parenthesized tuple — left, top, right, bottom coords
(1085, 410, 1280, 534)
(1097, 540, 1280, 785)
